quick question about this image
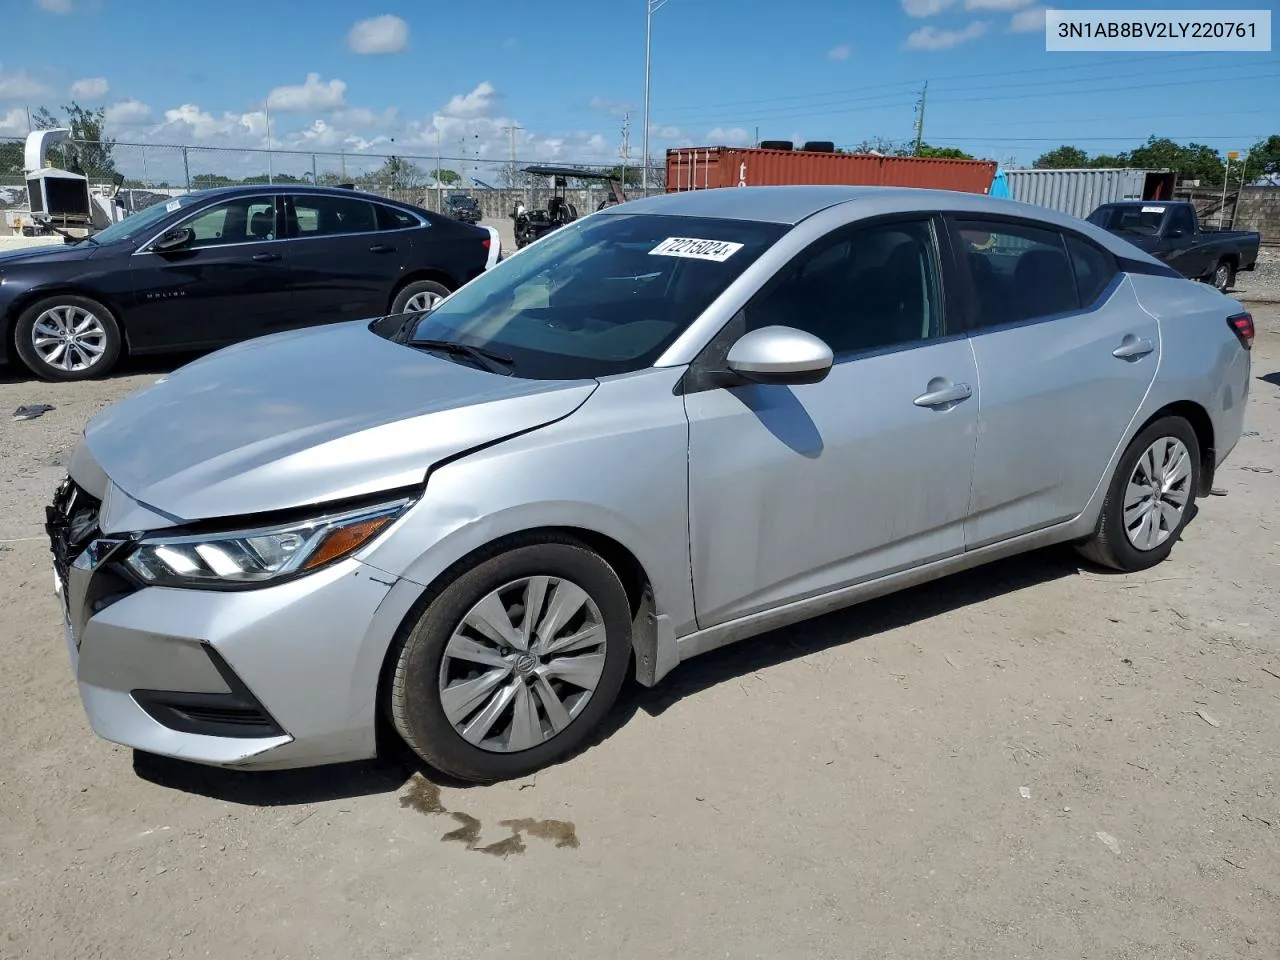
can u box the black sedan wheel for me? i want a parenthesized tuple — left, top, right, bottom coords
(392, 280, 452, 315)
(14, 295, 122, 381)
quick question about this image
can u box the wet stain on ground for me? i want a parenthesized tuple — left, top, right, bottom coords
(398, 777, 445, 815)
(399, 774, 578, 857)
(499, 817, 580, 849)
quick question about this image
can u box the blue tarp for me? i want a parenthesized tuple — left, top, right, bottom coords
(988, 169, 1011, 199)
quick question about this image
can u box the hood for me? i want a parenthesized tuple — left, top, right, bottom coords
(0, 241, 101, 267)
(83, 321, 597, 525)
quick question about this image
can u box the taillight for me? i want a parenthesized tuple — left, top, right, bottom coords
(481, 236, 491, 250)
(1227, 311, 1254, 350)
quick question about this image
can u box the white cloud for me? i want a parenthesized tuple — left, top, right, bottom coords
(1009, 5, 1048, 31)
(828, 44, 852, 60)
(159, 103, 268, 143)
(69, 77, 109, 99)
(346, 15, 409, 54)
(707, 126, 751, 145)
(652, 124, 685, 140)
(0, 69, 50, 100)
(37, 0, 72, 12)
(266, 73, 347, 113)
(590, 96, 635, 117)
(0, 107, 28, 136)
(905, 21, 988, 49)
(966, 0, 1030, 8)
(331, 106, 398, 128)
(902, 0, 956, 17)
(441, 81, 496, 119)
(103, 98, 152, 127)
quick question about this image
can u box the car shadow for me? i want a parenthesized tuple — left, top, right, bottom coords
(1259, 371, 1280, 388)
(133, 545, 1083, 804)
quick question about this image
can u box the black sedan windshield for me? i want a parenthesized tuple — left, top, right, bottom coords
(409, 213, 786, 379)
(90, 193, 203, 244)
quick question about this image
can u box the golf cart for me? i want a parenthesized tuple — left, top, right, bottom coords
(511, 165, 626, 249)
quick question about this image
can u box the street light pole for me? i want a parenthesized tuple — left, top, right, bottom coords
(641, 0, 668, 197)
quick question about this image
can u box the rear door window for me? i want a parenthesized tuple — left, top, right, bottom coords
(950, 219, 1080, 328)
(1065, 234, 1118, 306)
(288, 195, 379, 238)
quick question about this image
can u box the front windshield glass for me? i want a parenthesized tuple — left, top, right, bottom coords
(1086, 205, 1164, 236)
(408, 213, 787, 379)
(91, 193, 204, 244)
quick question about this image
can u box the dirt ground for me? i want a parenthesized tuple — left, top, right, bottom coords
(1, 306, 1278, 960)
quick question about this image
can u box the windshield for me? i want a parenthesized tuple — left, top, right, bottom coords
(91, 193, 203, 244)
(408, 213, 787, 379)
(1086, 205, 1164, 236)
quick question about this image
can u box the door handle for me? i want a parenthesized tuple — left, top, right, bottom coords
(251, 252, 281, 262)
(1112, 336, 1154, 359)
(913, 380, 973, 408)
(369, 243, 395, 254)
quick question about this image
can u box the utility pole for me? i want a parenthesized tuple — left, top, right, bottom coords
(500, 124, 523, 190)
(642, 0, 670, 197)
(913, 80, 928, 156)
(264, 105, 274, 184)
(459, 137, 467, 188)
(435, 128, 442, 210)
(619, 111, 632, 194)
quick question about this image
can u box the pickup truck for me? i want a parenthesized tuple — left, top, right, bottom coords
(1085, 200, 1260, 292)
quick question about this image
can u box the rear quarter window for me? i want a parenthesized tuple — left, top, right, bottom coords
(1065, 235, 1119, 306)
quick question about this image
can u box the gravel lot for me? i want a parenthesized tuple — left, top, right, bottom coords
(1, 305, 1278, 960)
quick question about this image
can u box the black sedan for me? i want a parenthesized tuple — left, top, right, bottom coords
(0, 185, 500, 380)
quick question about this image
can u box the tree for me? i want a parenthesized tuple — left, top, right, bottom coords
(1033, 145, 1090, 168)
(360, 156, 426, 191)
(432, 167, 461, 185)
(906, 143, 976, 160)
(605, 165, 643, 186)
(845, 136, 898, 155)
(1246, 135, 1280, 184)
(25, 102, 117, 179)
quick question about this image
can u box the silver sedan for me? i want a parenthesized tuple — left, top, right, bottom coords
(48, 186, 1253, 782)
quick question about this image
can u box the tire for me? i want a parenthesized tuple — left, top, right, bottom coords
(1075, 416, 1200, 572)
(14, 294, 122, 381)
(389, 535, 633, 783)
(1212, 259, 1234, 292)
(391, 279, 451, 315)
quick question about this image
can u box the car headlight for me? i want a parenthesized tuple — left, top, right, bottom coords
(120, 498, 414, 589)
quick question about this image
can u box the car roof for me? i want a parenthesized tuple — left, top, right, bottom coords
(604, 185, 1170, 267)
(186, 184, 413, 205)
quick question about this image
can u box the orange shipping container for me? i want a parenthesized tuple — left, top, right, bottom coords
(666, 146, 997, 195)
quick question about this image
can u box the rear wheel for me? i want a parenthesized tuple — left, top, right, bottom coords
(391, 279, 451, 315)
(389, 536, 633, 782)
(1076, 416, 1200, 572)
(14, 294, 122, 381)
(1211, 259, 1234, 292)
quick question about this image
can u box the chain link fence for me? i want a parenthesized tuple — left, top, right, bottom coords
(1, 136, 667, 221)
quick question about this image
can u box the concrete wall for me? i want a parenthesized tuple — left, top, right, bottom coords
(1182, 186, 1280, 244)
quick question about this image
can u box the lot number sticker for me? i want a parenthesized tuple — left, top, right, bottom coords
(650, 237, 744, 262)
(1141, 206, 1166, 214)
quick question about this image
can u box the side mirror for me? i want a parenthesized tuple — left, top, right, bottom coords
(726, 325, 834, 386)
(152, 226, 194, 252)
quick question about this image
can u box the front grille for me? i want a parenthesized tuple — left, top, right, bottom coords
(45, 479, 102, 586)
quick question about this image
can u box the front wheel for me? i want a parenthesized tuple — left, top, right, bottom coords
(14, 294, 122, 381)
(1075, 416, 1200, 572)
(389, 537, 633, 782)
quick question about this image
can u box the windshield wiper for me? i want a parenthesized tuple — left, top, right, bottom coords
(409, 338, 515, 375)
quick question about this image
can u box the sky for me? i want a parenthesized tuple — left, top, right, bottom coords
(1, 0, 1277, 183)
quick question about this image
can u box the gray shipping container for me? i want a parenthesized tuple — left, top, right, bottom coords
(1003, 168, 1166, 220)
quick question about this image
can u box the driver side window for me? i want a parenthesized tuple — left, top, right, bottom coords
(183, 197, 277, 248)
(744, 219, 943, 358)
(1167, 206, 1195, 236)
